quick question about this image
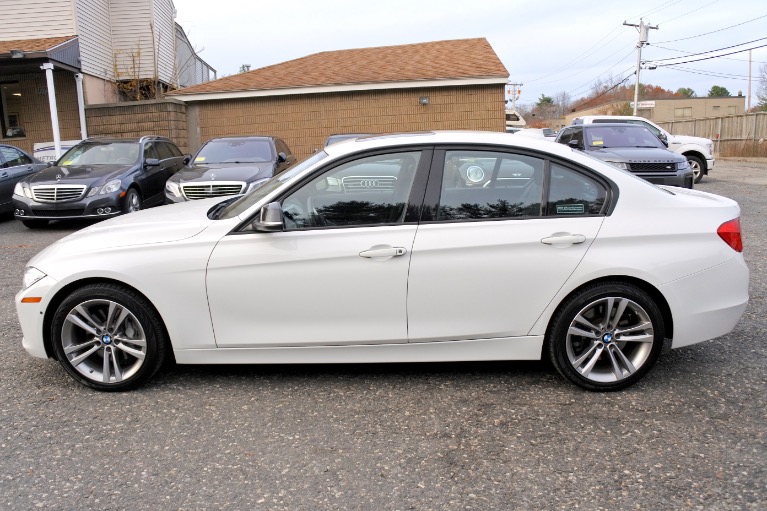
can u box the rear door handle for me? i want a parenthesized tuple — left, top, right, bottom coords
(541, 233, 586, 246)
(359, 246, 407, 259)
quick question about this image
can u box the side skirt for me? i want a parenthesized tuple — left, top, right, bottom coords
(174, 336, 544, 365)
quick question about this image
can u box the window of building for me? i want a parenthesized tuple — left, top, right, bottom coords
(0, 82, 24, 138)
(728, 106, 736, 115)
(713, 106, 720, 112)
(674, 107, 693, 118)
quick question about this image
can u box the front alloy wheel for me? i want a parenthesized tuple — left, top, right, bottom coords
(51, 284, 167, 391)
(123, 188, 141, 213)
(547, 283, 664, 391)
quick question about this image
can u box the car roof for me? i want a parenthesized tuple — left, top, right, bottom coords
(205, 136, 274, 142)
(322, 130, 577, 159)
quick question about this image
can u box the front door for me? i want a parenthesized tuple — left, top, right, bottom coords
(206, 150, 426, 347)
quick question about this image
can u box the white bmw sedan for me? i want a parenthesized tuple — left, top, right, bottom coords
(16, 131, 748, 392)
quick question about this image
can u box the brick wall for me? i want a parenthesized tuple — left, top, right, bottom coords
(2, 71, 82, 155)
(85, 99, 189, 152)
(189, 85, 506, 158)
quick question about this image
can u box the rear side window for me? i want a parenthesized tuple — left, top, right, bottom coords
(547, 163, 607, 216)
(437, 151, 544, 220)
(155, 142, 175, 160)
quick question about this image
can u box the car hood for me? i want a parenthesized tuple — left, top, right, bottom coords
(587, 147, 685, 162)
(27, 199, 221, 266)
(668, 133, 712, 146)
(26, 164, 131, 185)
(168, 163, 273, 184)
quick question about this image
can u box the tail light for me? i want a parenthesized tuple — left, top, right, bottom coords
(717, 218, 743, 252)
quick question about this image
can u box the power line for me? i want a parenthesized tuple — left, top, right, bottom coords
(652, 44, 767, 63)
(657, 0, 720, 24)
(656, 44, 767, 66)
(650, 37, 767, 62)
(654, 14, 767, 43)
(664, 65, 750, 80)
(571, 73, 635, 110)
(629, 0, 684, 20)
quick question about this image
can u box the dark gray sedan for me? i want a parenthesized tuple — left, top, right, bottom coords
(555, 124, 693, 188)
(0, 144, 48, 214)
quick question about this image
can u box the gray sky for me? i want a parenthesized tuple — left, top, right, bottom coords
(174, 0, 767, 108)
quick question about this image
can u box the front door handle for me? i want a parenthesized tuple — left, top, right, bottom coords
(541, 233, 587, 246)
(359, 246, 407, 259)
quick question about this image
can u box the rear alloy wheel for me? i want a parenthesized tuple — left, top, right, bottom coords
(123, 188, 141, 213)
(547, 282, 664, 391)
(687, 155, 705, 184)
(51, 284, 167, 391)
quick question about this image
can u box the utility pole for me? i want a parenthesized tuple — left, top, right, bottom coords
(624, 18, 658, 116)
(507, 83, 523, 111)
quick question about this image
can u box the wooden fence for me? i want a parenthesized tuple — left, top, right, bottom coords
(656, 112, 767, 157)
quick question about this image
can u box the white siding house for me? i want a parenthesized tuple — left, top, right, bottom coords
(0, 0, 77, 39)
(74, 0, 114, 81)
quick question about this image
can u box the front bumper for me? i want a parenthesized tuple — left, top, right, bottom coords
(13, 192, 124, 220)
(16, 275, 59, 359)
(640, 171, 694, 189)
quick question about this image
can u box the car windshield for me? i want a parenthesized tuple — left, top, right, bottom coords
(195, 139, 274, 164)
(57, 142, 139, 165)
(216, 151, 330, 219)
(585, 126, 664, 150)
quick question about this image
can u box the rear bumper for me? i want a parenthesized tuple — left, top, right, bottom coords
(662, 255, 749, 348)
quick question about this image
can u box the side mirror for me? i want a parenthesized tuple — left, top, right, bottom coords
(253, 202, 284, 232)
(183, 154, 192, 165)
(277, 152, 287, 163)
(659, 137, 669, 148)
(144, 158, 161, 167)
(46, 162, 53, 168)
(568, 139, 582, 149)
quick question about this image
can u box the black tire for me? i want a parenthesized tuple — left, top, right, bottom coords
(687, 155, 705, 184)
(123, 188, 141, 213)
(546, 282, 665, 392)
(21, 219, 48, 229)
(51, 283, 167, 391)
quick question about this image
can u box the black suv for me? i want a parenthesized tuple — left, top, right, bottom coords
(164, 136, 295, 202)
(555, 124, 693, 188)
(13, 136, 187, 228)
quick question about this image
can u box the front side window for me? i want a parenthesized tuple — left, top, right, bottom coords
(437, 151, 544, 220)
(281, 151, 421, 229)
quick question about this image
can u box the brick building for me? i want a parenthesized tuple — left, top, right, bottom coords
(168, 38, 510, 158)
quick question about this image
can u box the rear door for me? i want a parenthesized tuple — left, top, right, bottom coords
(407, 148, 608, 343)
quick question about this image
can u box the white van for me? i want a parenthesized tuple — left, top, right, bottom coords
(572, 115, 714, 183)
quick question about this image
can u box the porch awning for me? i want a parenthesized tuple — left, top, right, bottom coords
(0, 36, 80, 73)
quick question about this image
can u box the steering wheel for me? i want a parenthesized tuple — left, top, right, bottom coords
(282, 199, 305, 229)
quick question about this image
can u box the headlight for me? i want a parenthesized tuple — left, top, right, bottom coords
(22, 267, 46, 290)
(165, 180, 181, 197)
(245, 178, 270, 193)
(99, 179, 122, 195)
(677, 161, 691, 170)
(13, 182, 32, 198)
(466, 165, 485, 183)
(605, 161, 629, 170)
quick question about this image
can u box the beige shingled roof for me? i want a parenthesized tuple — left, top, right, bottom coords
(0, 36, 77, 54)
(170, 38, 508, 96)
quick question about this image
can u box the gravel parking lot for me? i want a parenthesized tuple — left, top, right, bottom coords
(1, 159, 765, 510)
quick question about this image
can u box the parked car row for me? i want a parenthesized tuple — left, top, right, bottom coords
(9, 135, 295, 228)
